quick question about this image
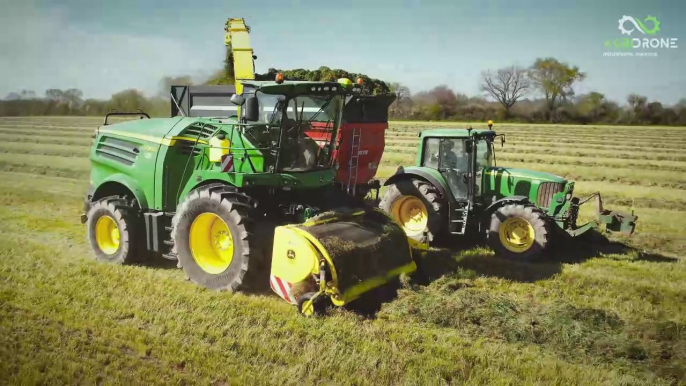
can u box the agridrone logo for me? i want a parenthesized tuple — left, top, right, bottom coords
(603, 15, 678, 58)
(617, 15, 660, 35)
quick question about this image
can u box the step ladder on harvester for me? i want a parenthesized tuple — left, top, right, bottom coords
(346, 127, 362, 196)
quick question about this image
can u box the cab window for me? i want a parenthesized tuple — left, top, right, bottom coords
(422, 138, 440, 168)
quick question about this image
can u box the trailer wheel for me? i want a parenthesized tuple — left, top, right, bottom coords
(172, 185, 259, 292)
(379, 179, 446, 241)
(86, 196, 142, 264)
(487, 204, 551, 261)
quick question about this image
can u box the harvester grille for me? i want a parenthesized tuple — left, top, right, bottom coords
(95, 137, 139, 166)
(182, 124, 216, 140)
(537, 182, 565, 208)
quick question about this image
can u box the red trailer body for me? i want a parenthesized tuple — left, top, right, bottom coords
(306, 122, 386, 185)
(305, 95, 396, 196)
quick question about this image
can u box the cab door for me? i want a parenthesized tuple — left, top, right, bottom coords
(437, 138, 470, 201)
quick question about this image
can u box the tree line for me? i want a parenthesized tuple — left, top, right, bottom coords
(388, 57, 686, 125)
(0, 67, 390, 118)
(0, 88, 170, 117)
(2, 57, 685, 125)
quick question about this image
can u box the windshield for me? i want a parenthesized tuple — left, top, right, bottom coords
(247, 92, 343, 172)
(251, 94, 339, 125)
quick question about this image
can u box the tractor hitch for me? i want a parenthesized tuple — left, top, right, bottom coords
(567, 192, 637, 237)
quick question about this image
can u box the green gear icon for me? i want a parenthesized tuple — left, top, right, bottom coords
(639, 15, 660, 35)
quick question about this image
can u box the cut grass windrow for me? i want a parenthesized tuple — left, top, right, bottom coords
(381, 151, 686, 173)
(386, 129, 686, 144)
(385, 135, 686, 152)
(0, 142, 90, 157)
(0, 125, 95, 134)
(0, 133, 94, 146)
(0, 128, 92, 139)
(383, 143, 686, 162)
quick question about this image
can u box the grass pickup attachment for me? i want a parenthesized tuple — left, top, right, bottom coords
(270, 208, 420, 316)
(566, 192, 638, 237)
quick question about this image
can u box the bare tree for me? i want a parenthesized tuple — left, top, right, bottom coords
(388, 82, 411, 118)
(480, 66, 531, 116)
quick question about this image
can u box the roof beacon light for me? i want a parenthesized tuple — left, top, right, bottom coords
(275, 73, 284, 84)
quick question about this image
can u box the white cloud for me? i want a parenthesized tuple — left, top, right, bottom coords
(0, 1, 213, 99)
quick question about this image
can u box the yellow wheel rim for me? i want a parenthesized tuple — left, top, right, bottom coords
(391, 195, 428, 235)
(189, 213, 234, 274)
(95, 216, 120, 255)
(499, 217, 535, 253)
(300, 299, 315, 317)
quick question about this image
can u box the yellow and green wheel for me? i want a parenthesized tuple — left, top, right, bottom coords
(189, 213, 235, 274)
(379, 179, 446, 241)
(487, 203, 551, 260)
(498, 217, 535, 253)
(172, 184, 255, 292)
(95, 215, 121, 255)
(391, 195, 429, 235)
(86, 196, 141, 264)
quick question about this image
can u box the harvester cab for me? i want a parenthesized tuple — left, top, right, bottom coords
(379, 121, 638, 261)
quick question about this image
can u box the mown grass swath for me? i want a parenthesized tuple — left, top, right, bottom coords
(0, 117, 685, 385)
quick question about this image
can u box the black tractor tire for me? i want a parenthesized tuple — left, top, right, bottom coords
(86, 196, 143, 264)
(486, 203, 552, 261)
(379, 178, 447, 242)
(171, 184, 261, 292)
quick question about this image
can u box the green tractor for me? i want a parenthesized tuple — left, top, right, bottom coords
(379, 121, 638, 260)
(82, 78, 419, 314)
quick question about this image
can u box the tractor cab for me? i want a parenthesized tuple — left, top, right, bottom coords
(418, 128, 497, 204)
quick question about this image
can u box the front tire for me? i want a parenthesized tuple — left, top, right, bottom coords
(486, 204, 551, 261)
(171, 185, 258, 292)
(379, 179, 446, 241)
(86, 196, 142, 264)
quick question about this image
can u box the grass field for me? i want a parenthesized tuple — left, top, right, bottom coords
(1, 116, 685, 385)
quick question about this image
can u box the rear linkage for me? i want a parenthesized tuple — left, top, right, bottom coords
(566, 192, 638, 237)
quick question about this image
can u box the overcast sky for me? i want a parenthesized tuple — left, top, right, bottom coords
(1, 0, 685, 104)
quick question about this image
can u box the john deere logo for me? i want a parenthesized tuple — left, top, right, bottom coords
(287, 249, 296, 259)
(618, 15, 660, 35)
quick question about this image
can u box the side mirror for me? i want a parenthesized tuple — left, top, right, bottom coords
(501, 135, 505, 148)
(244, 96, 259, 122)
(230, 94, 245, 106)
(465, 140, 473, 153)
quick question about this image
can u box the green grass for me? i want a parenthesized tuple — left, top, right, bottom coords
(1, 118, 686, 385)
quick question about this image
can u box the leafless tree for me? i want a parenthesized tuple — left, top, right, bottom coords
(480, 66, 531, 116)
(389, 82, 411, 118)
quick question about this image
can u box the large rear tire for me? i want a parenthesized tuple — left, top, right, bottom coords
(486, 203, 551, 261)
(172, 185, 260, 292)
(86, 196, 143, 264)
(379, 178, 446, 241)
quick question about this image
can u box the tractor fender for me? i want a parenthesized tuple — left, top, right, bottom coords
(384, 167, 454, 204)
(484, 195, 530, 217)
(95, 174, 150, 209)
